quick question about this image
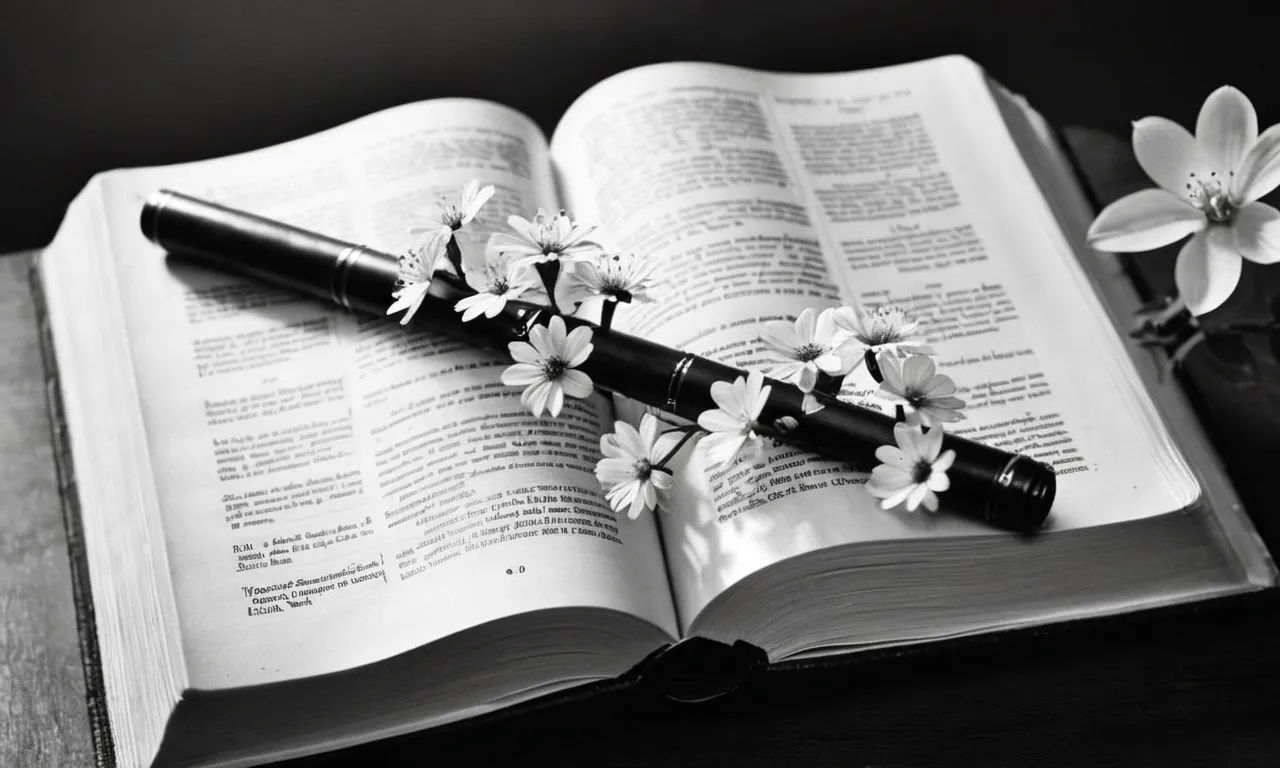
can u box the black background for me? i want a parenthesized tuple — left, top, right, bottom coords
(4, 0, 1280, 252)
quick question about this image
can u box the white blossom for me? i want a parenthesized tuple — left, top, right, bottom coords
(759, 307, 854, 393)
(408, 179, 495, 249)
(1087, 86, 1280, 315)
(500, 316, 594, 418)
(875, 354, 966, 427)
(453, 250, 539, 321)
(832, 303, 934, 366)
(485, 208, 601, 267)
(594, 414, 680, 519)
(866, 422, 956, 512)
(696, 370, 771, 468)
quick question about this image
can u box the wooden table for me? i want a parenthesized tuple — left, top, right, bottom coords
(4, 129, 1280, 767)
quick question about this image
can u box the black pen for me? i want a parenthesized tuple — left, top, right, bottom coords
(140, 189, 1056, 533)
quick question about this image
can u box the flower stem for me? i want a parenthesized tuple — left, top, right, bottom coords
(535, 260, 561, 313)
(653, 429, 704, 470)
(445, 238, 464, 278)
(813, 371, 844, 397)
(864, 349, 883, 383)
(600, 300, 618, 331)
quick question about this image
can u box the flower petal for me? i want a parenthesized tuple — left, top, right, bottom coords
(1233, 123, 1280, 203)
(508, 341, 540, 365)
(1175, 228, 1242, 315)
(501, 362, 543, 386)
(698, 409, 743, 433)
(927, 469, 951, 493)
(874, 444, 910, 469)
(797, 364, 819, 393)
(559, 369, 594, 398)
(760, 320, 803, 354)
(1233, 202, 1280, 265)
(877, 484, 916, 510)
(906, 483, 930, 511)
(522, 379, 552, 417)
(1086, 189, 1206, 252)
(562, 326, 595, 366)
(544, 382, 566, 417)
(700, 432, 746, 467)
(1196, 86, 1257, 174)
(1132, 116, 1202, 195)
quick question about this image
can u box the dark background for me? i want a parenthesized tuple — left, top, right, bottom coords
(4, 0, 1280, 253)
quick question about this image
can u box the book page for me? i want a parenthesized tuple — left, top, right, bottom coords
(550, 59, 1198, 626)
(95, 99, 677, 688)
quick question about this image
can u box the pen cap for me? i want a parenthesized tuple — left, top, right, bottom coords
(140, 189, 399, 316)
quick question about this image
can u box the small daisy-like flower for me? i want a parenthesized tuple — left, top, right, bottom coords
(696, 370, 772, 468)
(386, 238, 444, 326)
(1087, 87, 1280, 315)
(759, 307, 854, 393)
(866, 422, 956, 512)
(408, 179, 495, 248)
(500, 315, 594, 418)
(833, 303, 934, 367)
(559, 251, 661, 310)
(486, 208, 601, 267)
(453, 250, 539, 322)
(875, 354, 966, 427)
(595, 414, 680, 520)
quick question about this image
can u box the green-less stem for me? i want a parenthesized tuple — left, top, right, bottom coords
(653, 428, 704, 471)
(445, 237, 464, 279)
(535, 260, 561, 313)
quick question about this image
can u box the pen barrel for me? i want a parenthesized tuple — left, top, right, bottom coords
(141, 190, 400, 315)
(142, 190, 1055, 532)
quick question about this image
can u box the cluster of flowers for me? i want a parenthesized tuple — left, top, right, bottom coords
(387, 181, 968, 522)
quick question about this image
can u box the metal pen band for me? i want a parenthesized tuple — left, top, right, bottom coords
(331, 245, 364, 310)
(666, 354, 696, 411)
(986, 455, 1022, 522)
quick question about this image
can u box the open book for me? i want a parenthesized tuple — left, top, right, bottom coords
(37, 56, 1276, 768)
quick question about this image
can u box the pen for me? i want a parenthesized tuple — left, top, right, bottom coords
(140, 189, 1056, 532)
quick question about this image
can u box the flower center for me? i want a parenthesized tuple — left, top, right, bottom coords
(633, 458, 652, 480)
(857, 325, 902, 347)
(1186, 173, 1235, 223)
(911, 459, 933, 485)
(905, 389, 927, 408)
(490, 276, 509, 295)
(441, 204, 465, 229)
(795, 343, 829, 362)
(541, 357, 568, 381)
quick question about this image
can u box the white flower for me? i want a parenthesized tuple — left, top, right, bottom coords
(875, 354, 966, 427)
(453, 249, 539, 321)
(832, 303, 934, 366)
(866, 422, 956, 512)
(696, 370, 772, 468)
(500, 315, 594, 417)
(594, 414, 680, 519)
(386, 238, 444, 326)
(486, 208, 601, 267)
(558, 252, 661, 312)
(1087, 86, 1280, 315)
(408, 179, 495, 248)
(759, 307, 854, 393)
